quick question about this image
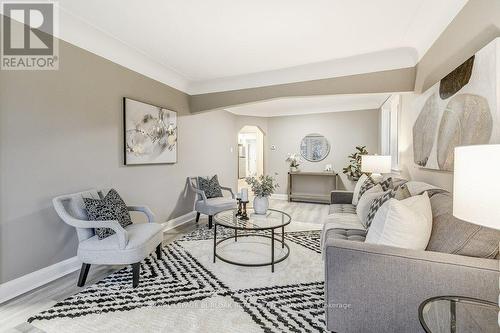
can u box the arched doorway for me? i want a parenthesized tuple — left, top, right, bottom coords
(237, 125, 264, 193)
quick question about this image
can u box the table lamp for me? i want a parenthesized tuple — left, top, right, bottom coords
(361, 155, 391, 181)
(454, 144, 500, 229)
(453, 144, 500, 325)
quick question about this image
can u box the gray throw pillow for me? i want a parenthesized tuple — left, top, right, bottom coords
(84, 189, 132, 240)
(426, 190, 500, 259)
(198, 175, 223, 199)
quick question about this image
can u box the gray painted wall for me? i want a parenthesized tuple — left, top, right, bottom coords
(265, 110, 380, 194)
(0, 39, 238, 283)
(3, 0, 495, 284)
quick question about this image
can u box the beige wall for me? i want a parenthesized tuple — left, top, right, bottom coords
(266, 110, 380, 194)
(0, 39, 238, 283)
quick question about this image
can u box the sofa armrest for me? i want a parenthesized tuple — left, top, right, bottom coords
(330, 190, 353, 204)
(324, 239, 499, 333)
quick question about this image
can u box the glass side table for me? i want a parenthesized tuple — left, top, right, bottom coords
(419, 296, 499, 333)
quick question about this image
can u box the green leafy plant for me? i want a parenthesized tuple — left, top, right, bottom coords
(245, 175, 279, 197)
(342, 146, 369, 181)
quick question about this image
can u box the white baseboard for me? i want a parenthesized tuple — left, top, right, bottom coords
(0, 256, 81, 304)
(271, 193, 288, 201)
(0, 211, 197, 304)
(162, 211, 197, 232)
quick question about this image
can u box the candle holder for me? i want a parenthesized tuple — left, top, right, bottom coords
(236, 198, 242, 216)
(240, 201, 249, 220)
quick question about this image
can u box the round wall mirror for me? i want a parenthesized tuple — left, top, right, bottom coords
(300, 133, 330, 162)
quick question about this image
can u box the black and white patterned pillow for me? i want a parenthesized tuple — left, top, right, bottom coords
(357, 177, 377, 202)
(365, 182, 409, 228)
(84, 189, 132, 240)
(198, 175, 223, 199)
(379, 177, 393, 191)
(365, 190, 395, 228)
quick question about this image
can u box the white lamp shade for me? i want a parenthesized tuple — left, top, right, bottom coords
(361, 155, 392, 174)
(453, 144, 500, 230)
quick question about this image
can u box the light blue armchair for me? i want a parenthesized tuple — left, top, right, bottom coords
(52, 189, 164, 288)
(187, 177, 237, 229)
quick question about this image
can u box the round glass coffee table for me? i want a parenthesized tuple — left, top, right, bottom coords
(419, 296, 499, 333)
(213, 208, 291, 272)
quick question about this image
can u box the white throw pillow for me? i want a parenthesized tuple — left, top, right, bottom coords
(356, 185, 384, 228)
(365, 192, 433, 250)
(352, 174, 368, 205)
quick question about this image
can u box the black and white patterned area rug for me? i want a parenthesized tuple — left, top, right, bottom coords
(28, 223, 325, 333)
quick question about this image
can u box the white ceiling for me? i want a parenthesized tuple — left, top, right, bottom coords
(225, 93, 391, 117)
(46, 0, 467, 94)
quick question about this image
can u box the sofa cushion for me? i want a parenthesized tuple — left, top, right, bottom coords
(78, 223, 164, 265)
(325, 212, 365, 229)
(329, 203, 356, 215)
(195, 197, 237, 216)
(426, 190, 500, 259)
(324, 228, 367, 242)
(322, 206, 366, 251)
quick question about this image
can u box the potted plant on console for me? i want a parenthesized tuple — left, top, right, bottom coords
(245, 175, 279, 215)
(286, 153, 302, 172)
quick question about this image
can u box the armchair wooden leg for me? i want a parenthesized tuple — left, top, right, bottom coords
(208, 215, 213, 229)
(132, 263, 140, 288)
(196, 212, 201, 222)
(77, 263, 91, 287)
(156, 243, 162, 259)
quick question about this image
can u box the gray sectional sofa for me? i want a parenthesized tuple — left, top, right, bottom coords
(321, 181, 500, 333)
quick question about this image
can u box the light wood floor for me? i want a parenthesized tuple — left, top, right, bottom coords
(0, 200, 329, 333)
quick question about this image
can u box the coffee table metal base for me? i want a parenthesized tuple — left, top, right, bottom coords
(213, 229, 289, 272)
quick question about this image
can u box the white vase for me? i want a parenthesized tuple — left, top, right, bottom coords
(253, 196, 269, 215)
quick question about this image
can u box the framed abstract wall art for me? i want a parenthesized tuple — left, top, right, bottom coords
(412, 38, 500, 171)
(123, 98, 177, 165)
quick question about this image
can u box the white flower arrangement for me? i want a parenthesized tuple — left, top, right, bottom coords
(286, 153, 302, 168)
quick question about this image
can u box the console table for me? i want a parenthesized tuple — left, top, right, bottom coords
(287, 171, 338, 204)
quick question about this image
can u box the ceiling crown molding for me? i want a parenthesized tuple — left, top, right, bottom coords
(57, 7, 190, 92)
